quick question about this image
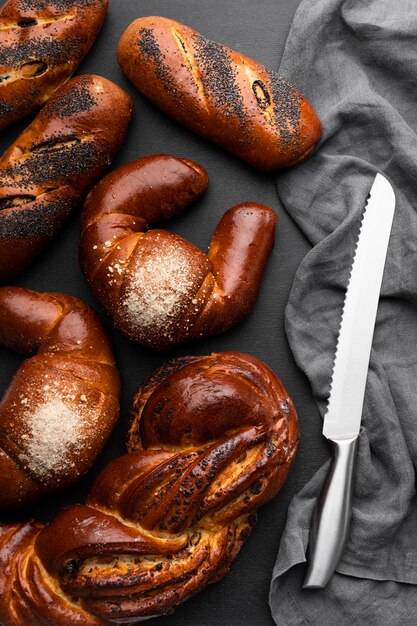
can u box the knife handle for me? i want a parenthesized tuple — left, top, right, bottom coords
(303, 435, 358, 589)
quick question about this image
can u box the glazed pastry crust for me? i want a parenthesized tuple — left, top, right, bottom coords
(0, 0, 108, 130)
(0, 74, 133, 279)
(118, 16, 322, 170)
(0, 351, 298, 624)
(0, 286, 120, 511)
(80, 154, 276, 350)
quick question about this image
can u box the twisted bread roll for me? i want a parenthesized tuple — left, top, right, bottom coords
(117, 16, 322, 171)
(0, 74, 133, 280)
(0, 351, 299, 624)
(0, 286, 120, 511)
(0, 0, 108, 131)
(80, 154, 276, 350)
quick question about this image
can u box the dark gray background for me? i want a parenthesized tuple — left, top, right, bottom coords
(0, 1, 329, 624)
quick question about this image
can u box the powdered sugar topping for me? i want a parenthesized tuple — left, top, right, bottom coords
(18, 395, 89, 482)
(121, 236, 197, 339)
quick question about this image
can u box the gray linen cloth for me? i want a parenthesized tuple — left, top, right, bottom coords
(270, 0, 417, 623)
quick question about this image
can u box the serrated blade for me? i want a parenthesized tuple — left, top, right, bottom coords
(323, 173, 395, 441)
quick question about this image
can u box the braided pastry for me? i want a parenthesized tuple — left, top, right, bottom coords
(80, 154, 276, 350)
(0, 286, 120, 511)
(117, 16, 322, 171)
(0, 351, 299, 624)
(0, 0, 108, 131)
(0, 73, 133, 279)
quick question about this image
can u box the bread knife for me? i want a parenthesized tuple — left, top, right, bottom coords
(303, 173, 396, 589)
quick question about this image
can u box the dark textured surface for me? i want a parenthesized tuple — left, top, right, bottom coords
(193, 35, 246, 121)
(42, 80, 96, 117)
(1, 139, 100, 184)
(268, 71, 301, 153)
(0, 1, 328, 625)
(16, 0, 99, 9)
(0, 36, 84, 68)
(0, 197, 72, 237)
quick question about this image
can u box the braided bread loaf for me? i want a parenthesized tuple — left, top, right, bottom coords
(0, 73, 133, 279)
(0, 0, 108, 131)
(0, 286, 120, 511)
(80, 154, 276, 350)
(117, 16, 322, 171)
(0, 351, 299, 624)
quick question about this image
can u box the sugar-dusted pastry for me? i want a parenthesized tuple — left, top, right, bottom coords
(80, 154, 276, 350)
(0, 286, 120, 511)
(0, 351, 298, 623)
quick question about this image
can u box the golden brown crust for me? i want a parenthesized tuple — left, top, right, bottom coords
(80, 154, 276, 350)
(0, 0, 108, 130)
(0, 286, 120, 511)
(0, 351, 298, 624)
(0, 73, 133, 279)
(117, 16, 322, 171)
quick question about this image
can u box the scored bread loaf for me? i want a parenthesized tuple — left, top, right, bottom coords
(0, 351, 299, 624)
(0, 0, 108, 130)
(0, 286, 120, 511)
(0, 74, 133, 279)
(117, 16, 322, 171)
(80, 154, 277, 350)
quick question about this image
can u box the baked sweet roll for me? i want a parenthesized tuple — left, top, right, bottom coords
(0, 74, 133, 279)
(0, 351, 299, 624)
(0, 0, 108, 130)
(80, 154, 277, 350)
(117, 16, 322, 171)
(0, 286, 120, 511)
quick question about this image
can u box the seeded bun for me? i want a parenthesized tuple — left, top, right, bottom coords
(0, 0, 109, 131)
(117, 16, 322, 170)
(0, 74, 133, 279)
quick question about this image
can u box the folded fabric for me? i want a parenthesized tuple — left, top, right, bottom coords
(270, 0, 417, 622)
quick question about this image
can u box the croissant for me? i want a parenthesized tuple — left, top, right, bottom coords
(0, 351, 299, 624)
(80, 154, 277, 350)
(0, 286, 120, 511)
(0, 0, 108, 130)
(0, 74, 133, 279)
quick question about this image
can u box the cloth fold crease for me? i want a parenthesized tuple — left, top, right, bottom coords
(270, 0, 417, 622)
